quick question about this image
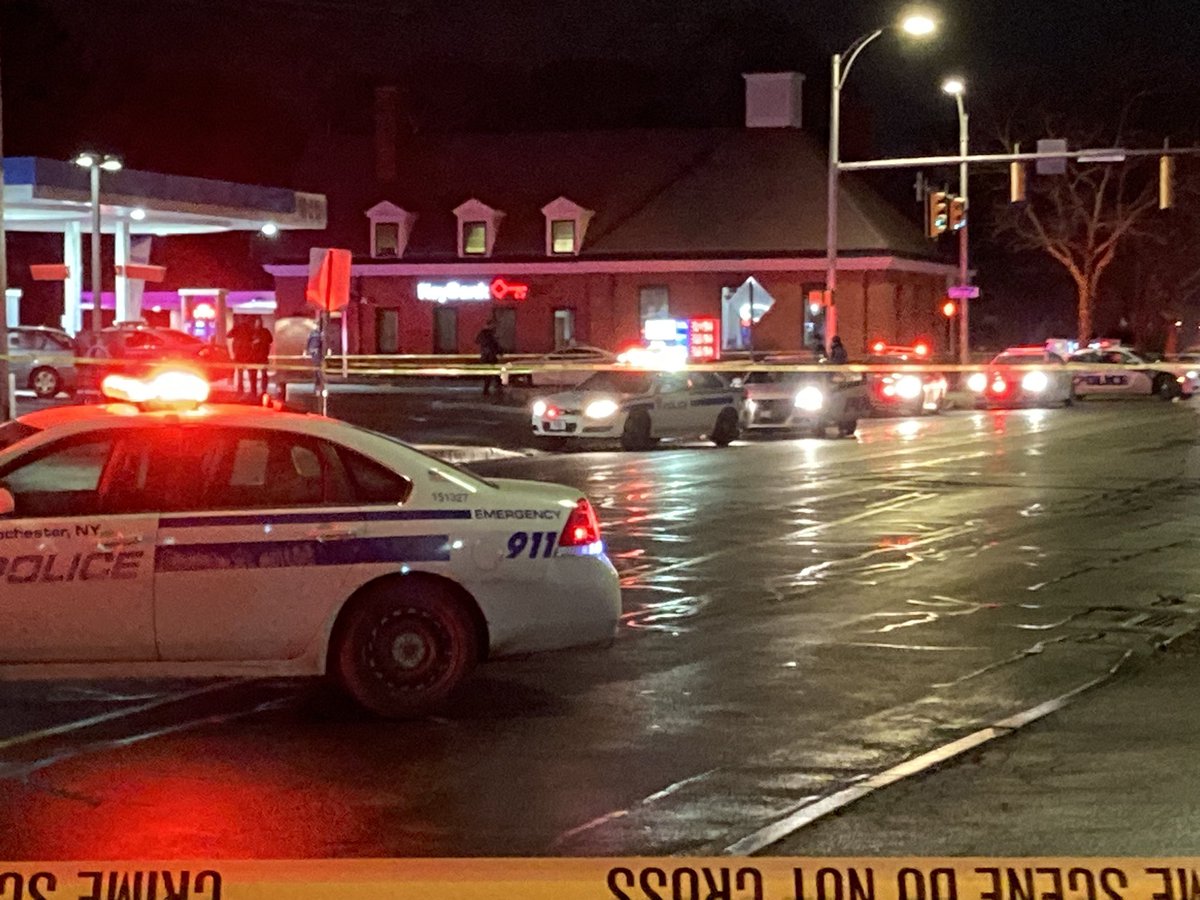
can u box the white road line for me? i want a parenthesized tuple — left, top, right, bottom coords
(0, 680, 244, 754)
(722, 649, 1134, 855)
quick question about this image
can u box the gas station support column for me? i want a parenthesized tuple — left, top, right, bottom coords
(63, 222, 83, 333)
(114, 218, 135, 322)
(214, 289, 228, 345)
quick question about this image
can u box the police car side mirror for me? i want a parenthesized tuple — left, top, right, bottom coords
(0, 487, 14, 518)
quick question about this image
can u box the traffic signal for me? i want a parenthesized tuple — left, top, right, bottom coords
(1010, 161, 1027, 203)
(942, 300, 957, 318)
(1160, 155, 1175, 210)
(948, 196, 966, 231)
(926, 191, 949, 237)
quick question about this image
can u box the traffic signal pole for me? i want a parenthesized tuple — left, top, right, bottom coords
(954, 93, 970, 367)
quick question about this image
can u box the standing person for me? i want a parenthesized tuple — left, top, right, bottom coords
(228, 316, 254, 393)
(829, 335, 849, 364)
(475, 313, 503, 398)
(247, 316, 274, 396)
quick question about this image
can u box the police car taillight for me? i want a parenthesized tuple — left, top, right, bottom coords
(560, 498, 602, 548)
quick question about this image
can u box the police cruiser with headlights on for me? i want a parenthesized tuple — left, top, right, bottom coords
(744, 369, 872, 437)
(967, 346, 1074, 408)
(0, 370, 620, 718)
(531, 369, 742, 450)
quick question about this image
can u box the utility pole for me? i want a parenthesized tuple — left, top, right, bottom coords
(0, 56, 11, 423)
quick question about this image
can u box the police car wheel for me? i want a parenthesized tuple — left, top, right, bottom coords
(621, 411, 654, 451)
(332, 579, 479, 718)
(1154, 374, 1178, 400)
(837, 419, 857, 437)
(711, 407, 739, 447)
(30, 367, 62, 399)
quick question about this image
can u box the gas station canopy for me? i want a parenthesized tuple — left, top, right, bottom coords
(2, 157, 326, 235)
(2, 157, 326, 332)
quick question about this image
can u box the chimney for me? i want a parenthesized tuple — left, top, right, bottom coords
(374, 85, 398, 183)
(743, 72, 805, 129)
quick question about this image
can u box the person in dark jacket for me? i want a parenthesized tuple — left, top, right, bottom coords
(829, 335, 849, 364)
(246, 316, 273, 395)
(228, 317, 255, 393)
(476, 315, 503, 397)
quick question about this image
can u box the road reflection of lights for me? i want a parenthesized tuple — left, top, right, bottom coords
(893, 419, 923, 440)
(1024, 408, 1047, 430)
(971, 413, 986, 429)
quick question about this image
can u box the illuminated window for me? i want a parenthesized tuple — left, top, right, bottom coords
(551, 220, 576, 254)
(462, 221, 488, 255)
(373, 222, 400, 257)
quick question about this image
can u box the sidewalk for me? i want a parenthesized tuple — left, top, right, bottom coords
(774, 631, 1200, 855)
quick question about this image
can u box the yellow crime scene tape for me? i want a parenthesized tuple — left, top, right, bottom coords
(1, 353, 1196, 379)
(0, 858, 1195, 900)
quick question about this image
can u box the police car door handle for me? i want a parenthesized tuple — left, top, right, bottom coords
(96, 532, 143, 552)
(308, 526, 362, 542)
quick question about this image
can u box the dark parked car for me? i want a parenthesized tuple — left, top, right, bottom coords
(78, 323, 233, 390)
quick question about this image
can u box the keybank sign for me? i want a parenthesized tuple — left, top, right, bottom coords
(417, 278, 530, 303)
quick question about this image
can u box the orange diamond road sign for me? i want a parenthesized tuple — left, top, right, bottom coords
(306, 247, 352, 312)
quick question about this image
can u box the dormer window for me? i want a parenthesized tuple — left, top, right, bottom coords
(541, 196, 593, 256)
(550, 220, 576, 254)
(365, 201, 417, 258)
(462, 221, 488, 255)
(453, 199, 504, 257)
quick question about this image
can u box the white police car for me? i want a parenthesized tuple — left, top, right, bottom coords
(743, 370, 872, 437)
(0, 371, 620, 718)
(530, 369, 743, 450)
(1068, 345, 1198, 400)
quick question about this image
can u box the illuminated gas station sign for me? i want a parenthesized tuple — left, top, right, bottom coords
(417, 278, 530, 303)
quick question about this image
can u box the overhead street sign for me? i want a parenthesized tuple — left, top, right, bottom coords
(1036, 139, 1068, 175)
(948, 284, 980, 300)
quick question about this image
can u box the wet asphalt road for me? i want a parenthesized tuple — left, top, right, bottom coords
(1, 400, 1199, 858)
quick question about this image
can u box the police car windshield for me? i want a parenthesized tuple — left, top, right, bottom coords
(0, 421, 39, 452)
(578, 372, 654, 395)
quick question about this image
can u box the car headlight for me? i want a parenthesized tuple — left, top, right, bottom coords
(967, 372, 988, 393)
(895, 375, 923, 400)
(584, 398, 619, 419)
(1022, 370, 1049, 392)
(532, 399, 548, 417)
(794, 385, 825, 412)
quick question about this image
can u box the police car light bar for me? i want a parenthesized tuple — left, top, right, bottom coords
(101, 370, 211, 408)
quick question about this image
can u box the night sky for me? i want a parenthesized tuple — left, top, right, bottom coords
(2, 0, 1199, 340)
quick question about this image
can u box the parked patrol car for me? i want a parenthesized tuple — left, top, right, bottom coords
(967, 346, 1075, 408)
(0, 371, 621, 718)
(1068, 345, 1198, 400)
(744, 370, 872, 437)
(530, 369, 743, 450)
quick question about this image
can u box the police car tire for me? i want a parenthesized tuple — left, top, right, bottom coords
(711, 407, 739, 447)
(331, 577, 479, 719)
(837, 419, 857, 437)
(621, 411, 653, 451)
(30, 367, 62, 399)
(1154, 374, 1178, 400)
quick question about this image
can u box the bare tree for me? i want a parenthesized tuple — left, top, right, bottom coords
(993, 114, 1161, 343)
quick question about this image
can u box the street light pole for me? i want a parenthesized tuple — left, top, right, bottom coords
(954, 90, 970, 365)
(0, 54, 10, 423)
(823, 13, 937, 357)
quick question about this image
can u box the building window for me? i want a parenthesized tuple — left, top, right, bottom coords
(433, 307, 458, 353)
(492, 306, 517, 353)
(373, 222, 400, 257)
(550, 220, 576, 254)
(462, 221, 488, 255)
(638, 286, 670, 330)
(554, 309, 575, 348)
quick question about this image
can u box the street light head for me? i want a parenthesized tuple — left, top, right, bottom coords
(899, 11, 938, 36)
(99, 156, 123, 172)
(942, 76, 966, 96)
(130, 208, 147, 221)
(260, 222, 279, 237)
(74, 152, 98, 168)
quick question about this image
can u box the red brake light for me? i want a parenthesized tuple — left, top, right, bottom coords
(914, 342, 930, 357)
(546, 406, 560, 419)
(872, 341, 886, 354)
(560, 498, 602, 548)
